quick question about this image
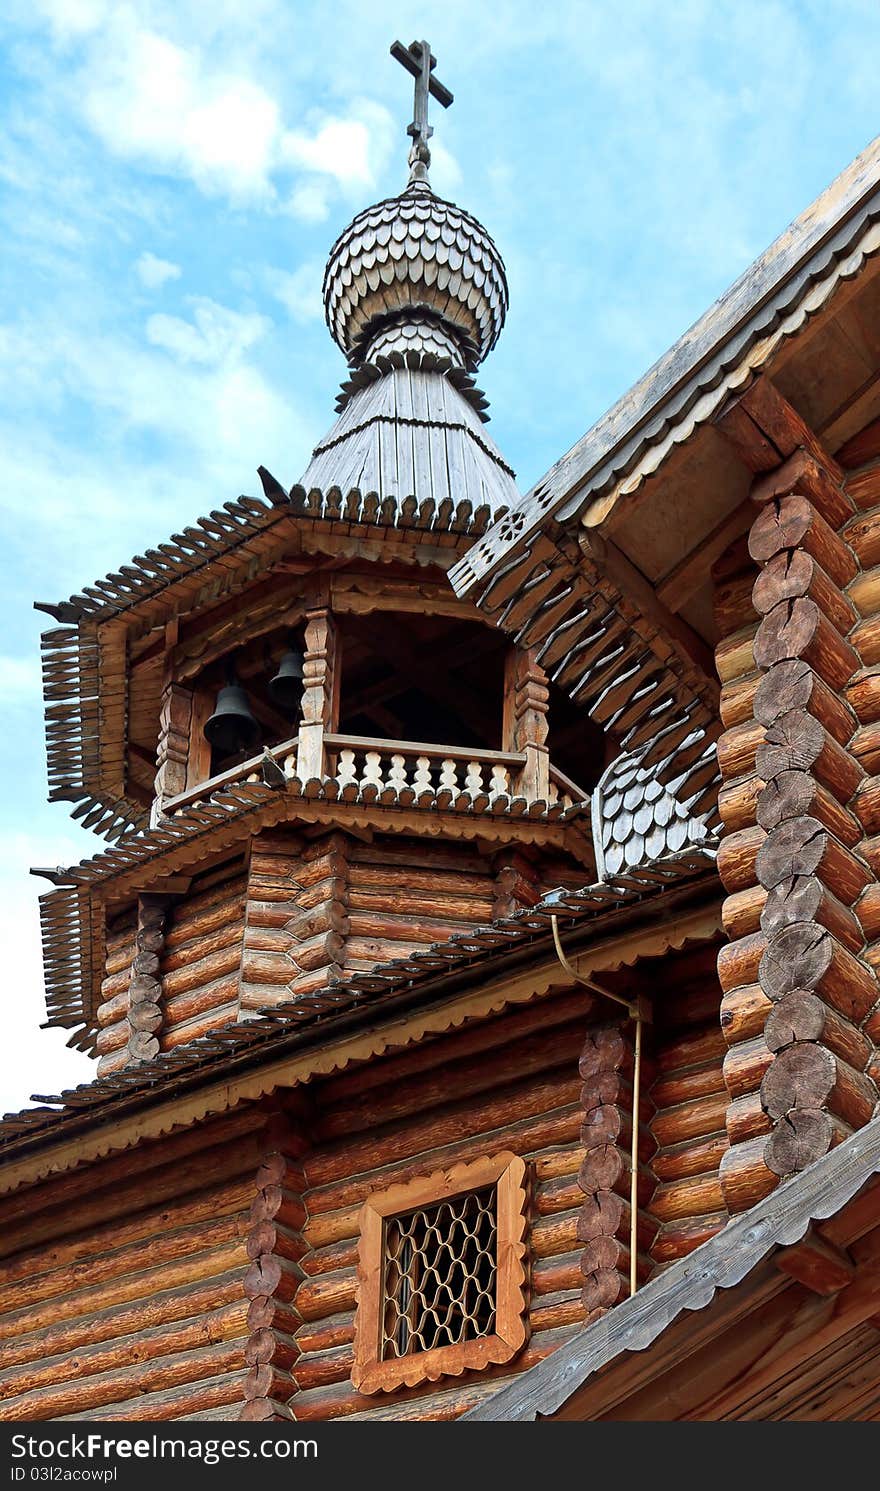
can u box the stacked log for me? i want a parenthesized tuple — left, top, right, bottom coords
(576, 1022, 657, 1319)
(125, 895, 171, 1067)
(240, 1115, 308, 1421)
(715, 448, 880, 1210)
(648, 970, 729, 1263)
(492, 847, 541, 918)
(343, 838, 496, 971)
(0, 1108, 265, 1420)
(159, 864, 246, 1046)
(95, 911, 137, 1077)
(240, 829, 342, 1009)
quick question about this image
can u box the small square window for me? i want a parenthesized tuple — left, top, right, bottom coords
(353, 1152, 528, 1394)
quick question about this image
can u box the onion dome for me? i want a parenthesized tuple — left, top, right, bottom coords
(322, 181, 508, 373)
(300, 41, 518, 514)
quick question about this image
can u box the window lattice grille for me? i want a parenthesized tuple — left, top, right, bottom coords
(381, 1186, 498, 1360)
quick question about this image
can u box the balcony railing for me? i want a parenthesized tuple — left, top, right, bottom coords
(162, 732, 589, 820)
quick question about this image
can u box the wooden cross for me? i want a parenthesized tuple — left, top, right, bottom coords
(390, 39, 453, 181)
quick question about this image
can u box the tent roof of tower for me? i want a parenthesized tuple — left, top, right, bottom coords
(2, 845, 715, 1163)
(35, 480, 508, 843)
(298, 352, 519, 513)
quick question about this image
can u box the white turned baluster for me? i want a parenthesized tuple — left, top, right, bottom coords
(439, 758, 458, 793)
(282, 746, 297, 777)
(338, 749, 357, 787)
(547, 779, 559, 806)
(414, 756, 432, 790)
(489, 764, 509, 799)
(388, 754, 407, 792)
(363, 751, 383, 793)
(465, 760, 483, 795)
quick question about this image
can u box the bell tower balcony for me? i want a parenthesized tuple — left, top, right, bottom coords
(155, 594, 600, 848)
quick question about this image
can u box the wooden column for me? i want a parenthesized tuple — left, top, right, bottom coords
(241, 1111, 309, 1421)
(576, 1023, 657, 1320)
(152, 682, 192, 823)
(504, 645, 550, 801)
(295, 586, 339, 783)
(715, 441, 880, 1212)
(239, 830, 351, 1015)
(119, 895, 170, 1071)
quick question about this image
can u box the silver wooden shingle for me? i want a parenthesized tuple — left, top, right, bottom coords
(592, 740, 717, 879)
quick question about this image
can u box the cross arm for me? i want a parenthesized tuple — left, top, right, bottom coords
(390, 40, 454, 108)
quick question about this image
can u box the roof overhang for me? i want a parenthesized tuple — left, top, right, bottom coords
(454, 130, 880, 598)
(4, 853, 718, 1185)
(450, 134, 880, 787)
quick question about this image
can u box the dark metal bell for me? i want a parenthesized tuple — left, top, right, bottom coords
(204, 678, 261, 758)
(268, 645, 304, 717)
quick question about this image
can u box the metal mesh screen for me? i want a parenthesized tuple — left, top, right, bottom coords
(381, 1185, 498, 1359)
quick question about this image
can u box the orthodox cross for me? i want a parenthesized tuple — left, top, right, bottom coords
(390, 39, 453, 183)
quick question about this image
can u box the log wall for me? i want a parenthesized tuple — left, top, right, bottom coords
(0, 1107, 267, 1421)
(96, 862, 247, 1077)
(98, 829, 584, 1062)
(159, 864, 247, 1050)
(715, 445, 880, 1212)
(648, 949, 729, 1263)
(285, 987, 595, 1421)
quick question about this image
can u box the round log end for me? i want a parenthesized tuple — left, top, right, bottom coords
(760, 1041, 836, 1120)
(765, 1108, 832, 1176)
(764, 990, 826, 1051)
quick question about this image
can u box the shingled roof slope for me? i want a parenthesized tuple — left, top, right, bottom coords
(7, 847, 715, 1154)
(453, 131, 880, 598)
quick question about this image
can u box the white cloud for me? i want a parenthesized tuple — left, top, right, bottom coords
(280, 101, 393, 191)
(288, 180, 331, 223)
(135, 250, 181, 290)
(38, 10, 395, 206)
(267, 262, 324, 323)
(429, 142, 463, 197)
(146, 297, 271, 365)
(0, 305, 315, 546)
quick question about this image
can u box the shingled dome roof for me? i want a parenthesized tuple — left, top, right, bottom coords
(323, 181, 508, 371)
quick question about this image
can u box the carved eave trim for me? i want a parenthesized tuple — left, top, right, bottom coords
(1, 886, 719, 1195)
(39, 484, 505, 843)
(454, 140, 880, 601)
(448, 523, 721, 819)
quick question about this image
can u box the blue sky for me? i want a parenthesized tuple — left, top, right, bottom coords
(2, 0, 880, 1110)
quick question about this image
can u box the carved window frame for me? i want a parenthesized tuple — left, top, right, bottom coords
(353, 1151, 529, 1395)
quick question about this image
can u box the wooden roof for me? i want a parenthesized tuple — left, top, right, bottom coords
(592, 740, 717, 880)
(7, 848, 714, 1150)
(454, 131, 880, 599)
(463, 1112, 880, 1420)
(38, 483, 503, 843)
(299, 355, 519, 513)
